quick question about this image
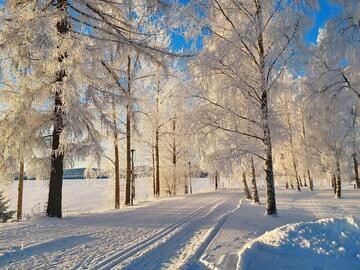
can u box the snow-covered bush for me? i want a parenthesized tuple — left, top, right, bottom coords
(23, 203, 46, 221)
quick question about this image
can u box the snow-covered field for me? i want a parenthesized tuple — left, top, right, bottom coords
(5, 177, 238, 217)
(1, 183, 360, 270)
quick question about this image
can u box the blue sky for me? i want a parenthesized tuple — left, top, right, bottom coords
(0, 0, 341, 49)
(305, 0, 342, 43)
(170, 0, 342, 52)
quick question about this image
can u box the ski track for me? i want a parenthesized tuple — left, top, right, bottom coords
(120, 194, 240, 270)
(0, 191, 241, 270)
(2, 188, 358, 270)
(92, 198, 224, 270)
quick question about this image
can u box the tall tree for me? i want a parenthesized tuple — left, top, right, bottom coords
(242, 171, 252, 200)
(191, 0, 314, 215)
(17, 161, 24, 220)
(250, 157, 260, 204)
(46, 0, 70, 218)
(1, 0, 190, 217)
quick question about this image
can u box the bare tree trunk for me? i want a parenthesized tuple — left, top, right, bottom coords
(280, 153, 288, 189)
(155, 72, 160, 197)
(215, 170, 218, 190)
(125, 55, 132, 206)
(294, 170, 301, 191)
(351, 108, 359, 189)
(287, 111, 301, 192)
(112, 96, 120, 209)
(125, 105, 131, 205)
(262, 123, 277, 215)
(284, 166, 289, 190)
(188, 162, 192, 194)
(257, 1, 276, 215)
(331, 174, 336, 194)
(335, 159, 341, 198)
(308, 169, 314, 191)
(131, 149, 135, 204)
(261, 96, 276, 209)
(172, 120, 177, 195)
(352, 153, 360, 189)
(242, 171, 252, 199)
(114, 137, 120, 209)
(16, 161, 24, 220)
(303, 173, 307, 187)
(259, 79, 277, 213)
(47, 87, 65, 218)
(301, 106, 313, 191)
(250, 157, 260, 204)
(155, 128, 160, 197)
(152, 146, 156, 197)
(47, 2, 69, 218)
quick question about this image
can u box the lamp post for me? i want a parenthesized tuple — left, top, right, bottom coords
(188, 161, 192, 194)
(131, 149, 135, 206)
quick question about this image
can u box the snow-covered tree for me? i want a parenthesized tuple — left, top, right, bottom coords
(135, 62, 193, 196)
(311, 0, 360, 100)
(0, 191, 15, 223)
(303, 1, 360, 196)
(0, 0, 192, 217)
(305, 81, 357, 198)
(190, 0, 314, 215)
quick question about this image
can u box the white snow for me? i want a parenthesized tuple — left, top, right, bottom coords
(5, 177, 236, 217)
(199, 185, 360, 270)
(237, 217, 360, 270)
(1, 184, 360, 270)
(0, 190, 241, 270)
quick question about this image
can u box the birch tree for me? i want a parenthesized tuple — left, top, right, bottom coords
(0, 0, 185, 217)
(191, 0, 313, 215)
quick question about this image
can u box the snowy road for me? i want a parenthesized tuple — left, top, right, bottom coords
(0, 190, 242, 270)
(2, 187, 359, 270)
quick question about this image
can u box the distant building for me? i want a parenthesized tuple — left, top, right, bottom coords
(15, 168, 108, 180)
(63, 168, 108, 179)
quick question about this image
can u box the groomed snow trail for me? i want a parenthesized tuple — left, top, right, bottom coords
(0, 190, 242, 270)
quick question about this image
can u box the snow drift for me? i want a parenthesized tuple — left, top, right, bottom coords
(237, 217, 360, 270)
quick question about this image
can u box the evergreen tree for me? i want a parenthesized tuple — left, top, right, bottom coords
(0, 191, 15, 223)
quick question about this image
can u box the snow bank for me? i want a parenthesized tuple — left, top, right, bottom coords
(237, 217, 360, 270)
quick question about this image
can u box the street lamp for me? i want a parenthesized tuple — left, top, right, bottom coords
(188, 161, 192, 194)
(131, 149, 135, 206)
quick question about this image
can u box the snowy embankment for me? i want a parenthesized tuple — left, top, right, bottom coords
(238, 217, 360, 270)
(201, 186, 360, 270)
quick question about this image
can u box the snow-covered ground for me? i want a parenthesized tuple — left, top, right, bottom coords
(1, 190, 240, 270)
(237, 217, 360, 270)
(5, 177, 239, 217)
(201, 186, 360, 270)
(1, 184, 360, 270)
